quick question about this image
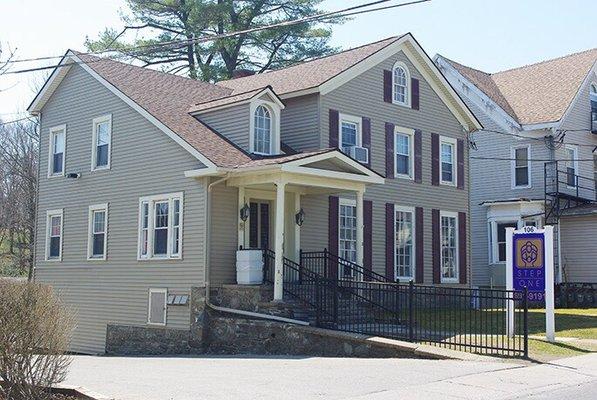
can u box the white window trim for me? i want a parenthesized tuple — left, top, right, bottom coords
(45, 209, 64, 262)
(394, 126, 415, 180)
(87, 203, 108, 261)
(47, 124, 66, 178)
(394, 205, 415, 281)
(392, 60, 411, 108)
(249, 99, 281, 156)
(91, 114, 112, 171)
(488, 217, 543, 264)
(147, 288, 167, 326)
(338, 113, 363, 149)
(565, 144, 579, 189)
(137, 192, 184, 261)
(439, 136, 457, 187)
(439, 210, 459, 283)
(510, 144, 531, 189)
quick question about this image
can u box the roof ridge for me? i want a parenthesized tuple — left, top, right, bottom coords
(493, 47, 597, 75)
(217, 35, 401, 84)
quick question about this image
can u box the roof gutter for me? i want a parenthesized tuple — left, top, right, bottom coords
(203, 175, 309, 326)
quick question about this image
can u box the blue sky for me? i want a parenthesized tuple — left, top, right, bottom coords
(1, 0, 596, 116)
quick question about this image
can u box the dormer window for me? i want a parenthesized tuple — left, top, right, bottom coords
(254, 105, 272, 154)
(249, 95, 282, 156)
(392, 61, 410, 106)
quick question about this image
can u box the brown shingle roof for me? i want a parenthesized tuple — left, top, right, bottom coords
(217, 36, 404, 95)
(75, 52, 252, 167)
(189, 88, 265, 113)
(444, 48, 597, 125)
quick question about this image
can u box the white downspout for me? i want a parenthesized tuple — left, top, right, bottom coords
(203, 174, 309, 325)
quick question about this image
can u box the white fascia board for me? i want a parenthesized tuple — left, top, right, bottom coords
(281, 165, 384, 184)
(279, 87, 320, 99)
(284, 150, 383, 180)
(30, 51, 218, 170)
(184, 167, 226, 178)
(435, 54, 521, 133)
(28, 54, 73, 114)
(520, 122, 558, 132)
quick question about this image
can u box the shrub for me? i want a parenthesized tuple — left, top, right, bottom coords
(0, 281, 74, 400)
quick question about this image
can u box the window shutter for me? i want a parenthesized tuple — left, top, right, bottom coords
(414, 129, 422, 183)
(431, 133, 440, 186)
(149, 290, 166, 325)
(328, 196, 339, 279)
(385, 122, 395, 179)
(458, 212, 467, 284)
(457, 139, 465, 190)
(329, 109, 339, 148)
(432, 209, 440, 284)
(383, 70, 392, 103)
(415, 207, 424, 283)
(362, 117, 371, 168)
(411, 78, 420, 110)
(364, 200, 373, 280)
(385, 203, 395, 281)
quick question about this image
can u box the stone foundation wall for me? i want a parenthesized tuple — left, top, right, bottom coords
(205, 316, 416, 358)
(106, 324, 194, 355)
(209, 284, 273, 312)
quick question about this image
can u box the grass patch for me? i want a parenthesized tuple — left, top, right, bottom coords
(527, 308, 596, 339)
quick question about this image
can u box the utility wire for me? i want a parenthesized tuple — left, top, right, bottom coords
(2, 0, 429, 69)
(471, 156, 595, 162)
(0, 117, 32, 126)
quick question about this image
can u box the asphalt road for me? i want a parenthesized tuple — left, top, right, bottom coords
(64, 352, 597, 400)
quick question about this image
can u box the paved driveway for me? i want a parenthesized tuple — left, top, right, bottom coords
(64, 353, 597, 400)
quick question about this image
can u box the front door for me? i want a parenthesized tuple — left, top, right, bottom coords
(339, 201, 357, 278)
(249, 201, 270, 250)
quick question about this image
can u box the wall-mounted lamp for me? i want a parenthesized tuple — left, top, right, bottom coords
(295, 208, 305, 227)
(240, 203, 250, 222)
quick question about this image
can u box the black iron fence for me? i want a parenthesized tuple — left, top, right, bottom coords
(300, 249, 390, 282)
(263, 250, 529, 358)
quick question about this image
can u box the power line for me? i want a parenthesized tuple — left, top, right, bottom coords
(2, 0, 429, 70)
(0, 117, 32, 126)
(475, 128, 597, 148)
(471, 156, 595, 162)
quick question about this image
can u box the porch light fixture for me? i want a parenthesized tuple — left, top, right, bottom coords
(295, 208, 305, 227)
(240, 203, 250, 222)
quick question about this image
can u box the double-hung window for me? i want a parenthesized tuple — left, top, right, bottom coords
(565, 145, 578, 187)
(48, 125, 66, 177)
(88, 204, 108, 260)
(92, 115, 112, 170)
(395, 206, 415, 281)
(440, 211, 458, 282)
(395, 127, 414, 178)
(440, 136, 456, 186)
(138, 192, 183, 260)
(45, 209, 63, 261)
(494, 221, 517, 263)
(338, 200, 357, 278)
(512, 145, 531, 188)
(339, 114, 361, 154)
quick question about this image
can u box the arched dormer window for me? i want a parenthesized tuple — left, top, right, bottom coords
(590, 83, 597, 100)
(392, 61, 410, 106)
(253, 105, 272, 154)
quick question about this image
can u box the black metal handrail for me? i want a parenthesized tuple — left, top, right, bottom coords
(300, 249, 391, 283)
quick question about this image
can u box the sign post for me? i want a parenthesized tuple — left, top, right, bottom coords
(506, 225, 555, 342)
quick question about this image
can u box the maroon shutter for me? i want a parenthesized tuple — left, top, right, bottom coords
(415, 207, 424, 283)
(385, 203, 395, 281)
(385, 123, 395, 179)
(414, 129, 422, 183)
(329, 109, 339, 148)
(364, 200, 373, 280)
(383, 70, 392, 103)
(431, 133, 440, 186)
(432, 209, 440, 284)
(457, 139, 465, 190)
(458, 212, 467, 284)
(411, 78, 420, 110)
(328, 196, 339, 279)
(362, 117, 371, 168)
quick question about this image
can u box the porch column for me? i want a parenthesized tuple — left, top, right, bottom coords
(294, 193, 301, 263)
(238, 186, 245, 249)
(274, 180, 286, 301)
(356, 189, 364, 268)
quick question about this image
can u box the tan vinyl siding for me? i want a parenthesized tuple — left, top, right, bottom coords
(209, 183, 239, 285)
(318, 50, 471, 284)
(198, 104, 251, 153)
(280, 94, 320, 152)
(34, 65, 207, 354)
(560, 214, 597, 282)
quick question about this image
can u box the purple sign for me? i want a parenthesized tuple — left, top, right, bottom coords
(512, 232, 545, 302)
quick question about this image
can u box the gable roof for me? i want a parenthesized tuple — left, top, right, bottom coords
(441, 48, 597, 125)
(217, 36, 403, 96)
(189, 86, 284, 114)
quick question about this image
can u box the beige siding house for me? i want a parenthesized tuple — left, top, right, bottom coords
(435, 48, 597, 287)
(30, 34, 482, 354)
